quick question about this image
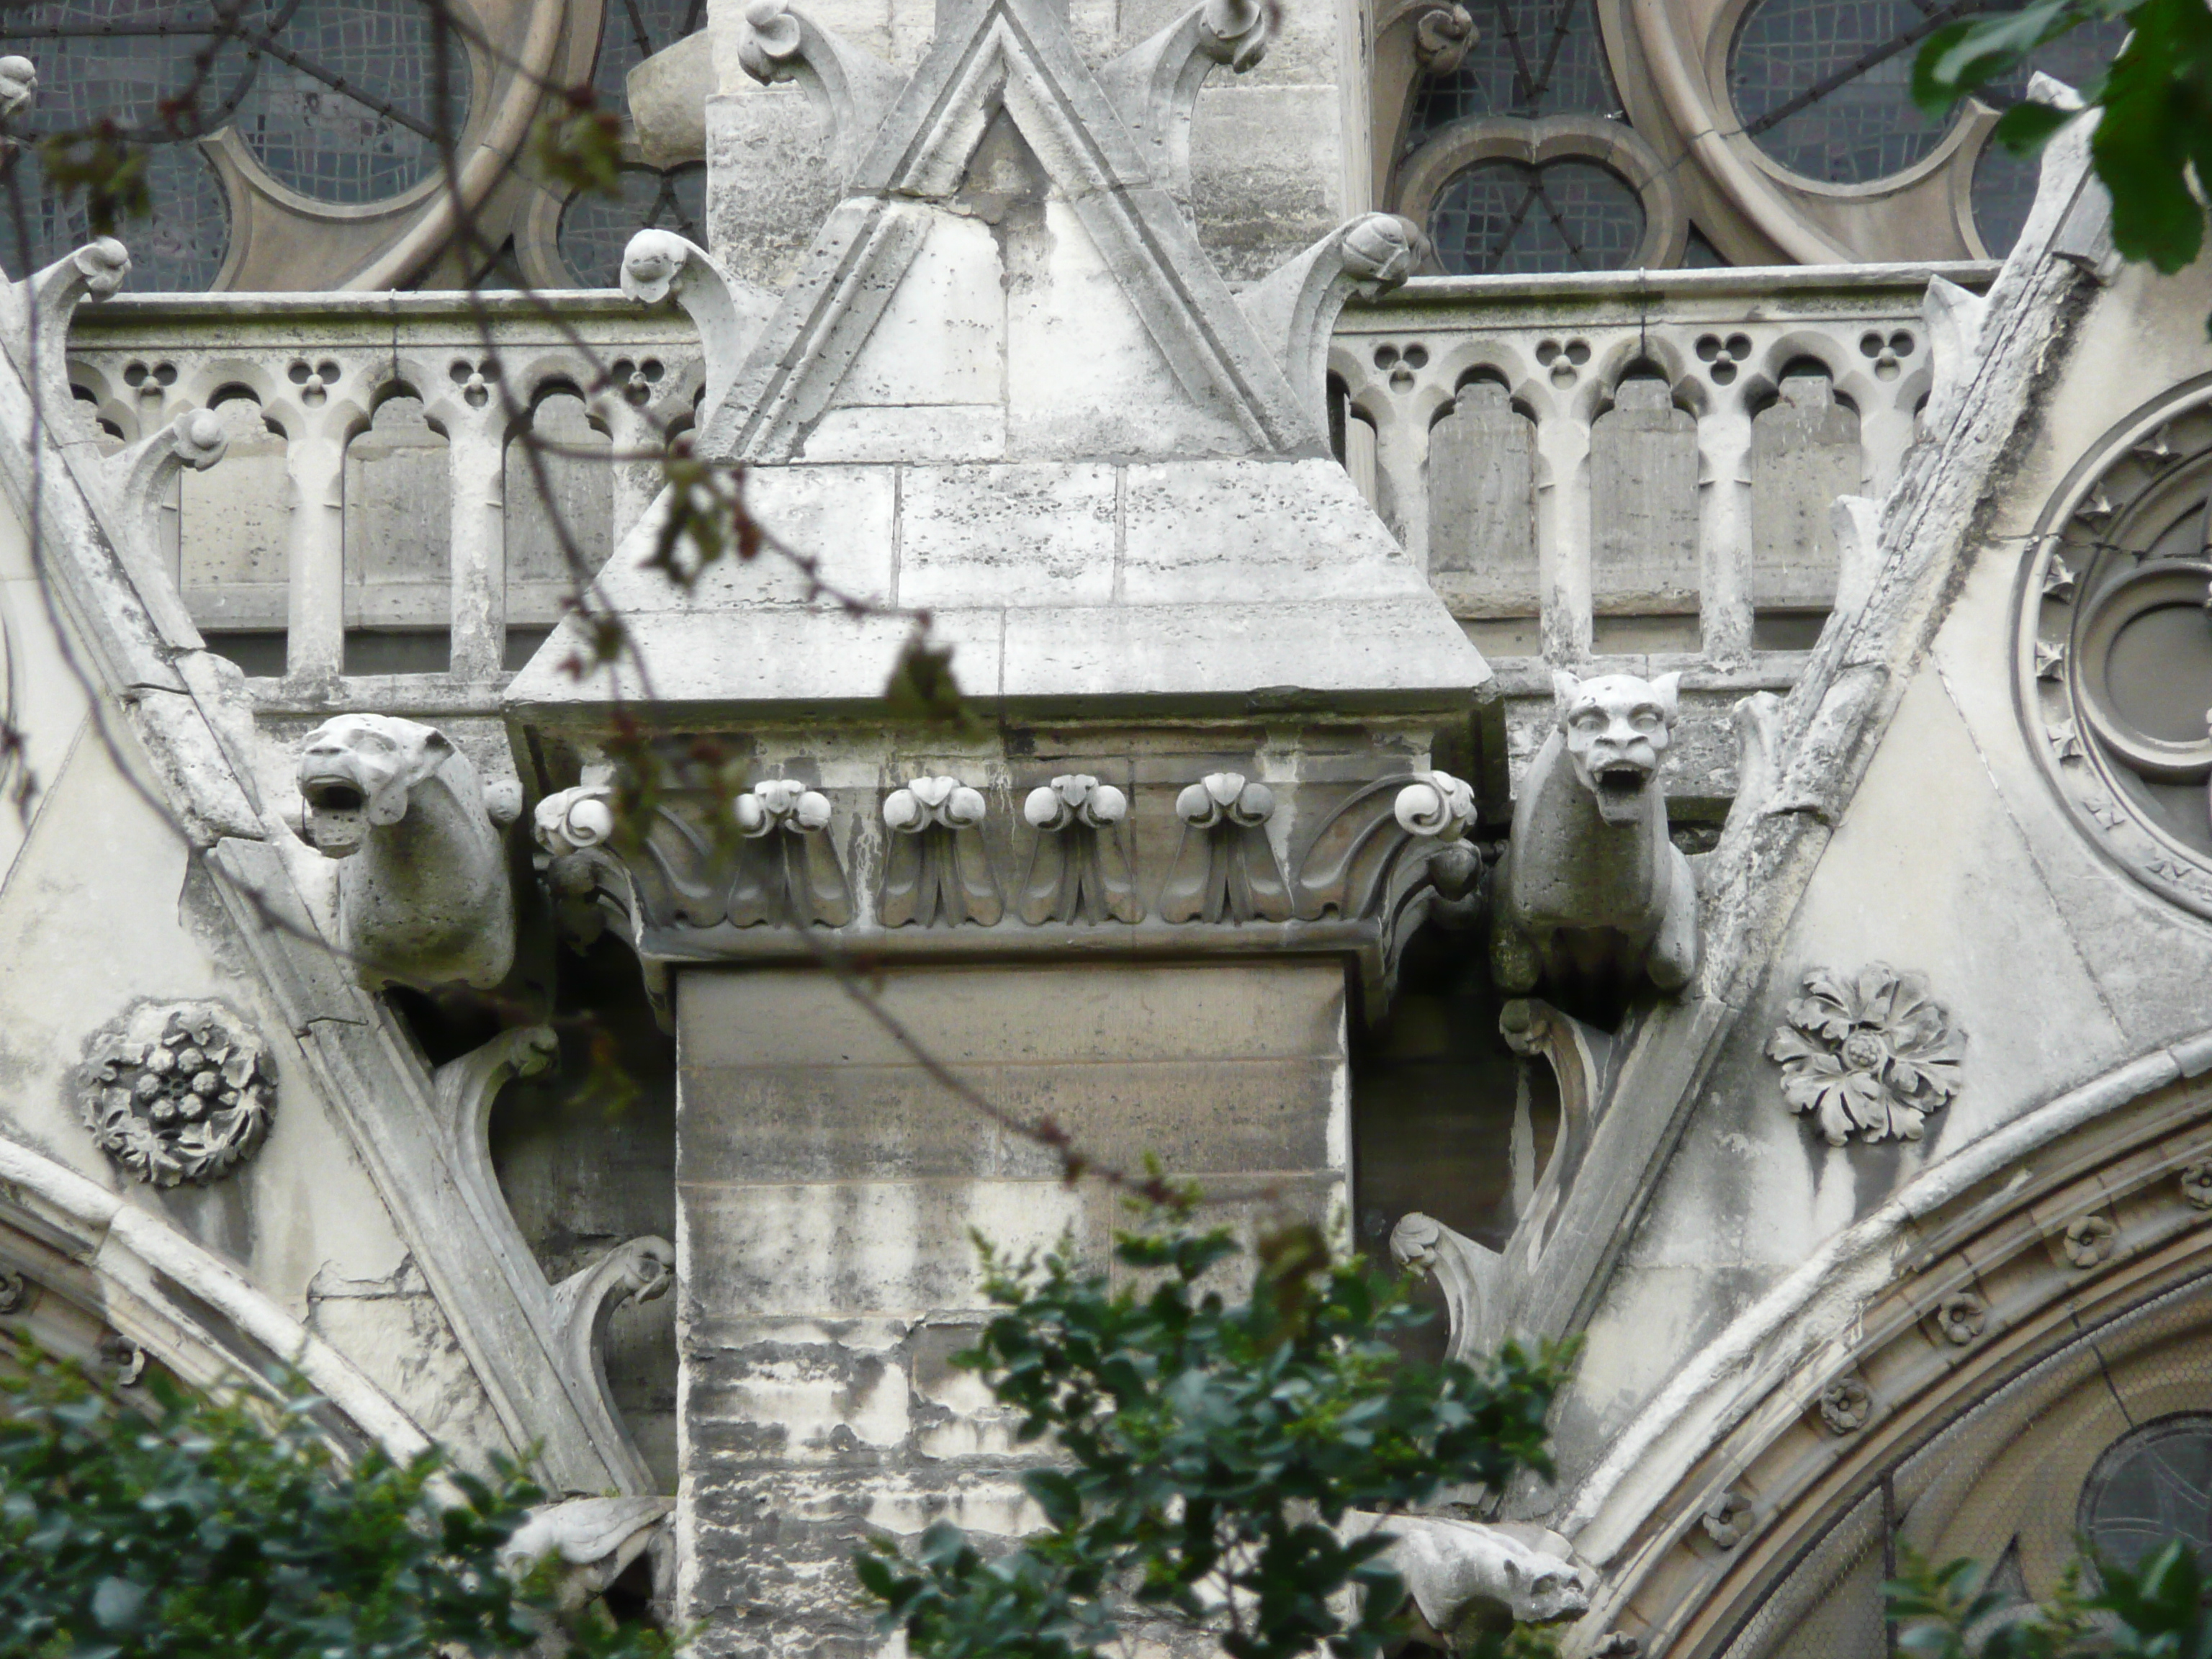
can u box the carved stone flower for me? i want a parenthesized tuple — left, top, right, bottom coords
(2181, 1161, 2212, 1210)
(1818, 1377, 1873, 1434)
(1768, 965, 1965, 1146)
(1936, 1291, 1986, 1346)
(2064, 1214, 2116, 1268)
(1702, 1491, 1754, 1549)
(83, 1002, 273, 1188)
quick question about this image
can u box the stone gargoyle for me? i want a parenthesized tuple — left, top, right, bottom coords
(296, 713, 517, 990)
(1339, 1512, 1590, 1647)
(1491, 669, 1699, 997)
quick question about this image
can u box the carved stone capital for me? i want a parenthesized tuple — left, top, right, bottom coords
(81, 1000, 274, 1188)
(735, 0, 904, 178)
(1099, 0, 1269, 200)
(1238, 214, 1426, 426)
(732, 779, 851, 926)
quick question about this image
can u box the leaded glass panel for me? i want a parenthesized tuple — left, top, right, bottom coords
(2082, 1414, 2212, 1573)
(230, 0, 469, 204)
(0, 1, 242, 287)
(1428, 157, 1642, 275)
(1406, 0, 1620, 148)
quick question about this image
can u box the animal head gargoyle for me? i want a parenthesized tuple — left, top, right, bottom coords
(297, 713, 458, 853)
(1552, 668, 1680, 827)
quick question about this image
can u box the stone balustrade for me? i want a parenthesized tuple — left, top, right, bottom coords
(66, 265, 1987, 790)
(65, 290, 704, 714)
(1336, 259, 1994, 806)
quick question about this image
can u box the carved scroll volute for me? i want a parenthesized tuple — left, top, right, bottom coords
(101, 408, 228, 563)
(534, 781, 633, 946)
(1160, 772, 1291, 925)
(1098, 0, 1270, 202)
(735, 0, 905, 179)
(0, 236, 130, 428)
(1018, 774, 1141, 925)
(1411, 4, 1475, 73)
(619, 229, 773, 425)
(548, 1238, 674, 1495)
(1238, 214, 1426, 428)
(730, 779, 852, 927)
(1292, 769, 1476, 922)
(881, 777, 1002, 927)
(1390, 1212, 1504, 1364)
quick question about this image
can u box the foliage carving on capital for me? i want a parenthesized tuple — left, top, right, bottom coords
(82, 1001, 274, 1187)
(1018, 774, 1140, 925)
(882, 777, 1001, 928)
(1768, 963, 1964, 1146)
(1161, 772, 1290, 925)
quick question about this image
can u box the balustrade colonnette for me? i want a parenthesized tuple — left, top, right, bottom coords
(61, 264, 1987, 719)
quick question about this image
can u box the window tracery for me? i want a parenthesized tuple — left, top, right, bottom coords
(0, 0, 705, 292)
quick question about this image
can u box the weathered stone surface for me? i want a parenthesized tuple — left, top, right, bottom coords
(675, 961, 1348, 1654)
(1750, 372, 1859, 613)
(1427, 379, 1537, 618)
(1590, 377, 1699, 618)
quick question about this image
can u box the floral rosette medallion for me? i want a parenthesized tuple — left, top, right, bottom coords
(84, 1002, 274, 1187)
(1767, 964, 1964, 1146)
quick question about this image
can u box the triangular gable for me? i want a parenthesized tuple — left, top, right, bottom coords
(701, 0, 1318, 463)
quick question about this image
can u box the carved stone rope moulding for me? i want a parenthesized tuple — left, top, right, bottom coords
(80, 1001, 274, 1188)
(2018, 387, 2212, 918)
(1766, 964, 1965, 1146)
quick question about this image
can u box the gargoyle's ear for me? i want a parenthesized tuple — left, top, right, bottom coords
(368, 727, 456, 826)
(1650, 670, 1681, 720)
(1551, 669, 1584, 718)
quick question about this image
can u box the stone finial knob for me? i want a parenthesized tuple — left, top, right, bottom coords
(885, 777, 985, 833)
(536, 786, 613, 853)
(1394, 770, 1475, 840)
(738, 0, 804, 81)
(1024, 774, 1128, 831)
(739, 779, 833, 835)
(1176, 772, 1273, 828)
(0, 56, 37, 120)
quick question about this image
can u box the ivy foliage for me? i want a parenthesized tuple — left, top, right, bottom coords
(1913, 0, 2212, 281)
(0, 1334, 673, 1659)
(1889, 1538, 2212, 1659)
(854, 1199, 1573, 1659)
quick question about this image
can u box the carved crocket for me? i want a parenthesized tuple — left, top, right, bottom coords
(296, 714, 516, 990)
(1490, 669, 1699, 997)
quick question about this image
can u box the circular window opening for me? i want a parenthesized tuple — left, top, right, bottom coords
(232, 0, 472, 205)
(1427, 158, 1644, 276)
(1728, 0, 1946, 185)
(2080, 1413, 2212, 1574)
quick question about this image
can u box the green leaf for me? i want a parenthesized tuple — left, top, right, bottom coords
(1990, 97, 2077, 155)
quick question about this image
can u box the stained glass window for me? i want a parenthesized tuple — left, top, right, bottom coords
(1407, 0, 1621, 148)
(0, 0, 468, 287)
(2082, 1416, 2212, 1574)
(1429, 157, 1642, 275)
(549, 0, 706, 287)
(231, 0, 468, 204)
(1728, 0, 2126, 253)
